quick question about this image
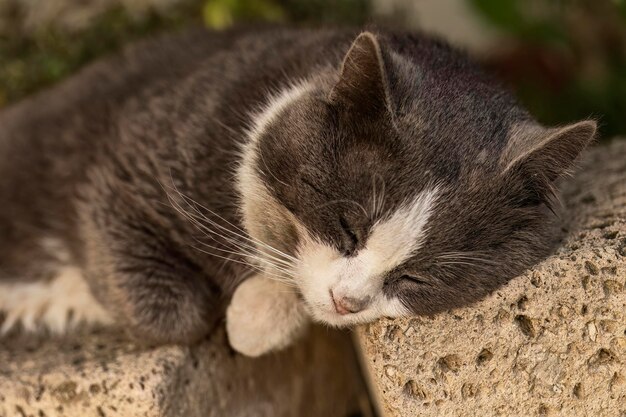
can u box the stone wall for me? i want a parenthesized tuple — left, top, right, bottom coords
(0, 138, 623, 417)
(0, 326, 371, 417)
(357, 140, 626, 417)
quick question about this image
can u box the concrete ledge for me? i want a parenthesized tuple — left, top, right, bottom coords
(2, 141, 624, 417)
(1, 326, 370, 417)
(357, 140, 626, 416)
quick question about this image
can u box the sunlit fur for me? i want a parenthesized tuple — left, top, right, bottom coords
(0, 27, 595, 351)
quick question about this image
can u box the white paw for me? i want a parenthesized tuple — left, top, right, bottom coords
(0, 266, 112, 334)
(226, 275, 309, 357)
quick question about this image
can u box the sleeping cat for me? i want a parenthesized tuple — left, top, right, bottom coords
(0, 27, 595, 356)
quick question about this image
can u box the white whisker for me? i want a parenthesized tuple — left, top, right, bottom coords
(174, 200, 295, 268)
(160, 177, 300, 286)
(170, 184, 298, 263)
(191, 244, 297, 287)
(168, 195, 295, 273)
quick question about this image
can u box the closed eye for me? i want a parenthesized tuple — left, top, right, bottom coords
(339, 216, 359, 256)
(401, 274, 430, 286)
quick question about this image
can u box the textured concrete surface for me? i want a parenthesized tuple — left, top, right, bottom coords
(0, 326, 370, 417)
(357, 140, 626, 417)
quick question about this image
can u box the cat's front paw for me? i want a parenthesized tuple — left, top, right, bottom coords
(226, 275, 309, 357)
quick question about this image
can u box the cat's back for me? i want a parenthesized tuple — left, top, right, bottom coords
(0, 28, 245, 262)
(0, 27, 356, 259)
(0, 26, 498, 150)
(0, 26, 358, 146)
(0, 27, 292, 196)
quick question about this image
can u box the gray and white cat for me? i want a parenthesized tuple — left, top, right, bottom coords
(0, 27, 595, 356)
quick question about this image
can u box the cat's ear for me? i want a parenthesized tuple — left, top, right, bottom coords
(502, 120, 597, 182)
(329, 32, 392, 116)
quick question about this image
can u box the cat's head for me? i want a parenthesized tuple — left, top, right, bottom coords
(238, 32, 596, 326)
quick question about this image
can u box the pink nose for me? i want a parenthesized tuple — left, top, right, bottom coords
(330, 291, 370, 315)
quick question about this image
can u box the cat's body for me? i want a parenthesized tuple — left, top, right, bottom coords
(0, 27, 594, 355)
(0, 27, 330, 341)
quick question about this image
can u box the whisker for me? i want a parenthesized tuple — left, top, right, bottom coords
(162, 181, 301, 284)
(194, 238, 296, 277)
(160, 173, 304, 289)
(259, 150, 290, 189)
(370, 172, 386, 219)
(171, 186, 298, 263)
(436, 251, 499, 265)
(376, 173, 386, 217)
(371, 174, 377, 220)
(192, 244, 297, 286)
(435, 261, 481, 267)
(176, 201, 295, 268)
(163, 180, 298, 264)
(168, 196, 297, 274)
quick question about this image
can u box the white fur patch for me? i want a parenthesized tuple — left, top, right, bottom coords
(0, 266, 112, 334)
(296, 188, 439, 326)
(238, 81, 314, 204)
(236, 80, 315, 271)
(39, 237, 71, 263)
(226, 274, 309, 357)
(246, 80, 315, 144)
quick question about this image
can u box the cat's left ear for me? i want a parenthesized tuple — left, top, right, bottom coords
(502, 120, 597, 182)
(329, 32, 393, 117)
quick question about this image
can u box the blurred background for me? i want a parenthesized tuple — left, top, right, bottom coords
(1, 0, 625, 139)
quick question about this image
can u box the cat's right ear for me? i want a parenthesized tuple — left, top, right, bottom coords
(329, 32, 393, 117)
(502, 120, 597, 182)
(501, 120, 597, 208)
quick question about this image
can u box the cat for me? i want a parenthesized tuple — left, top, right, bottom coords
(0, 26, 595, 357)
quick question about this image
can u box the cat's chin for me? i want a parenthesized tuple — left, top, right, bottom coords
(306, 305, 378, 328)
(298, 293, 386, 327)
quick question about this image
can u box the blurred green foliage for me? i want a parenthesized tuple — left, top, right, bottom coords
(0, 0, 370, 107)
(1, 0, 625, 139)
(201, 0, 371, 28)
(203, 0, 285, 29)
(0, 5, 199, 105)
(469, 0, 626, 138)
(274, 0, 371, 25)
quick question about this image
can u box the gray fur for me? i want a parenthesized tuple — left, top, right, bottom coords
(0, 27, 595, 343)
